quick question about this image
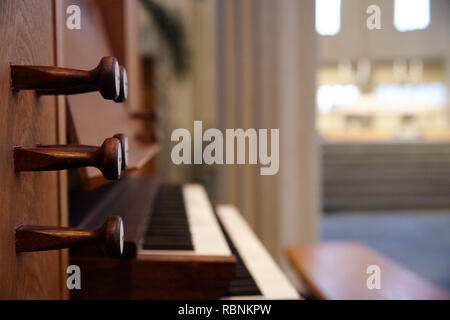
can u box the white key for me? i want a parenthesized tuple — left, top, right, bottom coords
(183, 184, 231, 256)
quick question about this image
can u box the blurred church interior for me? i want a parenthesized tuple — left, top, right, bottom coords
(141, 0, 450, 295)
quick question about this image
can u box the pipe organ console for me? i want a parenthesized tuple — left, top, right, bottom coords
(0, 0, 299, 300)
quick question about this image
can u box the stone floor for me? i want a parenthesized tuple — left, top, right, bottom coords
(322, 211, 450, 292)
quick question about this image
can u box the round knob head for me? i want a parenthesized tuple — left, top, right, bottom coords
(103, 216, 124, 257)
(113, 133, 128, 170)
(96, 56, 120, 100)
(99, 137, 122, 180)
(114, 66, 128, 103)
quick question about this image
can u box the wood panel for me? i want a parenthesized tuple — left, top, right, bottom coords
(70, 254, 235, 299)
(0, 0, 62, 299)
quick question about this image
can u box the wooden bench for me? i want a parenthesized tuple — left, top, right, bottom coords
(287, 241, 450, 300)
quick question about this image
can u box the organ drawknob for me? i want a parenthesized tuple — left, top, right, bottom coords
(15, 216, 124, 257)
(10, 56, 123, 100)
(14, 137, 122, 180)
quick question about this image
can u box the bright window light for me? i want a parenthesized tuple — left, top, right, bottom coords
(376, 82, 447, 106)
(316, 0, 341, 36)
(317, 84, 360, 113)
(394, 0, 430, 32)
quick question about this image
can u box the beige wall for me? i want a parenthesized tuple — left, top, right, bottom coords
(215, 0, 320, 289)
(318, 0, 450, 95)
(319, 0, 450, 62)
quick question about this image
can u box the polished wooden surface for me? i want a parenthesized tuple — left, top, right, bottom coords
(71, 254, 235, 300)
(287, 241, 450, 300)
(0, 0, 63, 299)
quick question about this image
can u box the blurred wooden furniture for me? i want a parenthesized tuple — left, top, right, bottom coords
(287, 241, 450, 300)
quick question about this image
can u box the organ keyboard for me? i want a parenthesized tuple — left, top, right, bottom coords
(71, 177, 300, 299)
(143, 185, 299, 299)
(141, 184, 230, 257)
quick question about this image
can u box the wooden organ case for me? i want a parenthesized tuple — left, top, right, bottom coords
(0, 0, 64, 299)
(1, 0, 299, 300)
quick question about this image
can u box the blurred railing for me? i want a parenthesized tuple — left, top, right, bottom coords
(322, 141, 450, 212)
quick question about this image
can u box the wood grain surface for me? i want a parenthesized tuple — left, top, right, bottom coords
(0, 0, 62, 299)
(70, 254, 236, 299)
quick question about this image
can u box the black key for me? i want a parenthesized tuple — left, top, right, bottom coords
(142, 184, 194, 251)
(216, 212, 262, 297)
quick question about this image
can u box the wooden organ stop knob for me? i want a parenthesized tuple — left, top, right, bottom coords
(14, 137, 123, 180)
(10, 56, 123, 100)
(33, 133, 128, 170)
(15, 216, 124, 257)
